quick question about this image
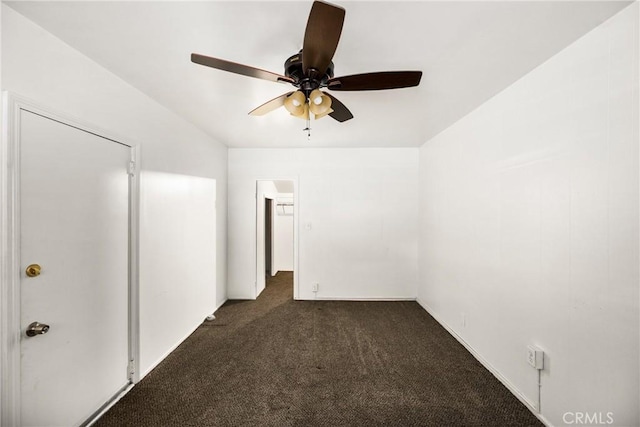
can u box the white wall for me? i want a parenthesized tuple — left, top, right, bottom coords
(139, 174, 217, 375)
(274, 193, 294, 273)
(418, 4, 639, 427)
(0, 1, 4, 421)
(228, 148, 419, 300)
(1, 5, 228, 377)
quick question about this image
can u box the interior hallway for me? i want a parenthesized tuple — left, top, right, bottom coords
(95, 272, 540, 426)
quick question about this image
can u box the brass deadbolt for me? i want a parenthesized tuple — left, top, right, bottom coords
(25, 264, 41, 277)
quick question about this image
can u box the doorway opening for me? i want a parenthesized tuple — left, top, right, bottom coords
(256, 180, 297, 300)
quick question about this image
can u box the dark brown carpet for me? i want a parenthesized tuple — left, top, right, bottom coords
(95, 272, 542, 426)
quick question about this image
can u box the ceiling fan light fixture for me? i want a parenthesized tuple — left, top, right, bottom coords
(308, 89, 332, 115)
(314, 108, 334, 120)
(289, 103, 310, 120)
(191, 0, 423, 132)
(291, 103, 310, 120)
(284, 91, 307, 116)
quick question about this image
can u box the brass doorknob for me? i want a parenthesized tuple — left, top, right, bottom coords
(25, 264, 41, 277)
(26, 321, 50, 337)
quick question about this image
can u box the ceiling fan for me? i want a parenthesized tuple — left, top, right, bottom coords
(191, 0, 422, 133)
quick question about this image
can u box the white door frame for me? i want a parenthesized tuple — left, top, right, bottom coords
(0, 92, 141, 426)
(255, 178, 299, 300)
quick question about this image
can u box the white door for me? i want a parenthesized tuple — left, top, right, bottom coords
(19, 110, 130, 427)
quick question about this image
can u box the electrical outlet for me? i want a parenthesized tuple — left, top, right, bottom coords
(527, 345, 544, 370)
(312, 283, 319, 292)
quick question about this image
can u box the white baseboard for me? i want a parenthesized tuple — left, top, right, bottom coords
(140, 323, 203, 380)
(415, 298, 554, 427)
(85, 383, 133, 427)
(308, 296, 416, 301)
(227, 291, 255, 300)
(140, 298, 228, 380)
(214, 298, 228, 312)
(87, 297, 227, 425)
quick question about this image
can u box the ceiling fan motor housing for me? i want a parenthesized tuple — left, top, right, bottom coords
(285, 51, 334, 92)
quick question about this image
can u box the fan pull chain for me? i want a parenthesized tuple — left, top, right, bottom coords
(304, 118, 311, 141)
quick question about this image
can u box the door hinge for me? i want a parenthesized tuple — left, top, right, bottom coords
(128, 161, 136, 176)
(127, 360, 135, 378)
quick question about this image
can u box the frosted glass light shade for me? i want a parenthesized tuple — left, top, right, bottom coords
(308, 89, 332, 116)
(284, 91, 307, 117)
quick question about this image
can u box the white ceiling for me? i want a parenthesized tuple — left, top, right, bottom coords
(5, 1, 631, 148)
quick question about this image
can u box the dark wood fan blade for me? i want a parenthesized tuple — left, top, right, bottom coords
(326, 93, 353, 122)
(249, 92, 294, 116)
(191, 53, 294, 84)
(302, 1, 345, 76)
(327, 71, 422, 91)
